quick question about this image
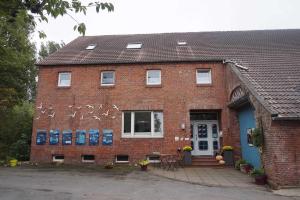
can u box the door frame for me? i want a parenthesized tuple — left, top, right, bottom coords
(190, 120, 220, 156)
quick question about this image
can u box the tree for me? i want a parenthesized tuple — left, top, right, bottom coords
(39, 41, 65, 60)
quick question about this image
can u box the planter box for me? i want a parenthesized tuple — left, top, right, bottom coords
(254, 175, 267, 185)
(183, 151, 192, 165)
(223, 150, 234, 166)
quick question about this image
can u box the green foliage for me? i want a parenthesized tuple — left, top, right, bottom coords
(39, 41, 65, 60)
(138, 159, 150, 166)
(235, 159, 247, 170)
(222, 145, 234, 151)
(183, 146, 192, 152)
(0, 102, 33, 161)
(251, 168, 265, 177)
(252, 128, 264, 147)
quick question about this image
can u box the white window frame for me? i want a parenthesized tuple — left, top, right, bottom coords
(196, 69, 212, 84)
(52, 155, 64, 163)
(122, 111, 163, 138)
(146, 70, 161, 85)
(81, 155, 95, 163)
(126, 43, 142, 49)
(101, 71, 115, 86)
(115, 155, 129, 163)
(58, 72, 71, 87)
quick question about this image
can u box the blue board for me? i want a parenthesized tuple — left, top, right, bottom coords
(102, 129, 113, 145)
(238, 105, 261, 169)
(89, 129, 99, 145)
(36, 130, 47, 145)
(76, 130, 86, 145)
(49, 129, 59, 145)
(62, 130, 72, 145)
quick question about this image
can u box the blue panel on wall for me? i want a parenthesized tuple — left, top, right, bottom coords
(102, 129, 113, 146)
(49, 129, 59, 145)
(36, 130, 47, 145)
(76, 130, 86, 145)
(89, 129, 99, 145)
(238, 105, 261, 169)
(62, 130, 72, 145)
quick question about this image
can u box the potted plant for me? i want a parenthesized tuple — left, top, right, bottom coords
(183, 146, 192, 165)
(139, 159, 150, 171)
(222, 146, 234, 166)
(240, 162, 253, 174)
(104, 162, 114, 169)
(235, 159, 246, 170)
(251, 168, 267, 185)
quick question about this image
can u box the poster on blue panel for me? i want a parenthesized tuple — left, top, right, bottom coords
(36, 130, 47, 145)
(102, 129, 113, 146)
(62, 130, 72, 145)
(89, 129, 99, 145)
(76, 130, 86, 145)
(49, 129, 59, 145)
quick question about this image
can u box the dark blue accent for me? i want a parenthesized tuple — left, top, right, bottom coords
(102, 129, 113, 145)
(36, 130, 47, 145)
(49, 129, 59, 145)
(238, 106, 261, 169)
(89, 129, 99, 145)
(76, 130, 86, 145)
(62, 130, 72, 145)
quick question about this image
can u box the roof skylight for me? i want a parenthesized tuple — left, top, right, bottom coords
(177, 41, 187, 46)
(126, 43, 142, 49)
(86, 44, 97, 50)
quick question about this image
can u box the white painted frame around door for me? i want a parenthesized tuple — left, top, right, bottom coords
(191, 120, 219, 156)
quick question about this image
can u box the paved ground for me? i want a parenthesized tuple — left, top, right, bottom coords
(149, 166, 262, 188)
(0, 167, 299, 200)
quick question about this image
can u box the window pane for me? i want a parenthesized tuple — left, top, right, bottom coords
(58, 73, 71, 86)
(134, 112, 151, 133)
(154, 112, 163, 133)
(199, 141, 208, 150)
(147, 70, 161, 84)
(197, 70, 211, 84)
(198, 124, 207, 138)
(123, 112, 131, 133)
(101, 71, 115, 85)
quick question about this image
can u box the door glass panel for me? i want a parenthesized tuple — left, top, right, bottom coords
(213, 140, 218, 150)
(191, 141, 194, 150)
(198, 141, 208, 150)
(212, 124, 218, 138)
(190, 124, 193, 137)
(198, 124, 207, 138)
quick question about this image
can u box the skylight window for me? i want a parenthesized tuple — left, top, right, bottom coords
(177, 40, 187, 46)
(126, 43, 142, 49)
(86, 44, 97, 50)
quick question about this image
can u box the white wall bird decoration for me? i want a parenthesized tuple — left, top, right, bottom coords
(37, 103, 43, 109)
(69, 111, 77, 118)
(86, 105, 94, 109)
(98, 104, 103, 109)
(76, 106, 82, 109)
(48, 112, 55, 118)
(112, 104, 119, 111)
(80, 115, 84, 120)
(41, 109, 46, 114)
(92, 116, 101, 121)
(68, 105, 73, 108)
(102, 110, 109, 116)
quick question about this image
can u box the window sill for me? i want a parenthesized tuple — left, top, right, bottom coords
(57, 86, 71, 89)
(196, 84, 213, 87)
(121, 135, 164, 139)
(145, 84, 162, 88)
(99, 85, 115, 89)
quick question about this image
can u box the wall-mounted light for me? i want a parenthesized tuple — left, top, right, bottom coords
(180, 123, 186, 130)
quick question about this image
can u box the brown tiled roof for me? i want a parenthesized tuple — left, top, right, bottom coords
(37, 30, 300, 119)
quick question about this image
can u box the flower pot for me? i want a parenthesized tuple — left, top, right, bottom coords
(223, 150, 234, 166)
(240, 164, 248, 173)
(9, 159, 18, 167)
(140, 165, 148, 171)
(254, 175, 267, 185)
(183, 151, 192, 165)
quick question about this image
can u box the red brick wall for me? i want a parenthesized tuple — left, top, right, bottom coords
(31, 62, 229, 164)
(226, 65, 300, 187)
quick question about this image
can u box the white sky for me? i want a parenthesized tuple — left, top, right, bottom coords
(33, 0, 300, 48)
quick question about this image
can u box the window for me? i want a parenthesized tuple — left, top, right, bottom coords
(76, 130, 86, 145)
(126, 43, 142, 49)
(115, 155, 129, 163)
(58, 72, 71, 87)
(49, 129, 59, 145)
(196, 69, 211, 84)
(147, 155, 160, 163)
(177, 40, 187, 46)
(36, 130, 47, 145)
(52, 155, 64, 163)
(146, 70, 161, 85)
(85, 44, 97, 50)
(82, 155, 95, 163)
(101, 71, 115, 86)
(122, 111, 163, 138)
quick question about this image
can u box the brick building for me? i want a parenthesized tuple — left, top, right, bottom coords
(31, 30, 300, 187)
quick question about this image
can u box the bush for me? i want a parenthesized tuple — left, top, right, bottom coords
(251, 168, 265, 177)
(235, 159, 247, 170)
(183, 146, 192, 152)
(252, 128, 264, 147)
(222, 146, 234, 151)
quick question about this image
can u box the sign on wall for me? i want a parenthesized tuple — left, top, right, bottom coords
(102, 129, 113, 146)
(62, 130, 72, 145)
(49, 129, 59, 145)
(89, 129, 99, 145)
(36, 130, 47, 145)
(76, 130, 86, 145)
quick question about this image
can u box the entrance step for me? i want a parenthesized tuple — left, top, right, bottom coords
(191, 156, 221, 167)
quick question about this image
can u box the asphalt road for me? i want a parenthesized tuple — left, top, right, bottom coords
(0, 167, 298, 200)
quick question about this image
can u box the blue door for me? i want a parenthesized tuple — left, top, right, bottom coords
(238, 106, 261, 169)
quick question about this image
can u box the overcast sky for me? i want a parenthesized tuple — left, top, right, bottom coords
(33, 0, 300, 47)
